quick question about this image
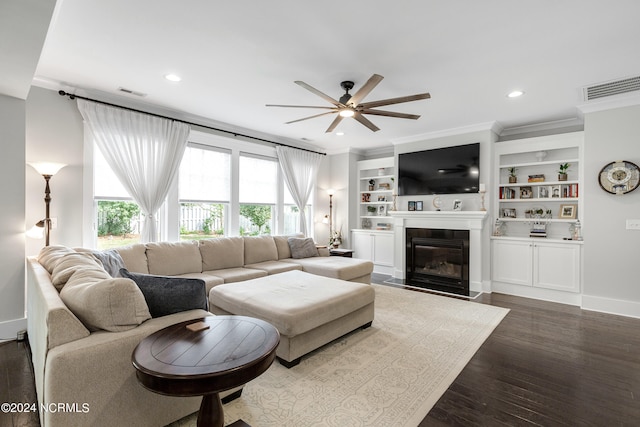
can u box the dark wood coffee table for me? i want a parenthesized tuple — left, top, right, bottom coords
(132, 315, 280, 427)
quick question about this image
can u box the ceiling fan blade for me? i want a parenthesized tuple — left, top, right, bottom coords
(325, 115, 344, 133)
(353, 112, 380, 132)
(266, 104, 336, 110)
(360, 109, 421, 120)
(295, 81, 344, 107)
(347, 74, 384, 107)
(285, 111, 337, 125)
(359, 92, 431, 109)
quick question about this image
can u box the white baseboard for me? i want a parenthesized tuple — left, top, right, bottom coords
(581, 295, 640, 319)
(0, 317, 27, 342)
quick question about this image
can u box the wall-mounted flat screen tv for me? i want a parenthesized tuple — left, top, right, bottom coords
(398, 143, 480, 195)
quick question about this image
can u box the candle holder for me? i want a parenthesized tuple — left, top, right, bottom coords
(479, 190, 487, 211)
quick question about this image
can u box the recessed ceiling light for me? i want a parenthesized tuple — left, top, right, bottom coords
(336, 132, 345, 136)
(507, 90, 524, 98)
(164, 74, 182, 82)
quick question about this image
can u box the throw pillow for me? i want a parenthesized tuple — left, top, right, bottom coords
(60, 265, 151, 332)
(120, 269, 208, 318)
(287, 237, 319, 259)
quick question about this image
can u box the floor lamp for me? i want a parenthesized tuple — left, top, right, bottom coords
(27, 162, 66, 246)
(326, 189, 335, 245)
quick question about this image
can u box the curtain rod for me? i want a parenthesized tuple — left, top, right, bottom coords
(58, 90, 326, 156)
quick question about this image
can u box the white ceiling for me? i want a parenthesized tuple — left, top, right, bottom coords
(34, 0, 640, 153)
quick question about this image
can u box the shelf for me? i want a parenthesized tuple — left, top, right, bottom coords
(361, 201, 393, 205)
(498, 198, 579, 203)
(360, 174, 394, 180)
(500, 158, 579, 169)
(360, 190, 393, 194)
(491, 235, 584, 244)
(360, 215, 393, 219)
(498, 218, 576, 223)
(500, 180, 578, 187)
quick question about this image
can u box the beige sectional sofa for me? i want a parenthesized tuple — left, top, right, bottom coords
(27, 234, 373, 427)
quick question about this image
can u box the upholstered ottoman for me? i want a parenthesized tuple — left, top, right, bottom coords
(208, 270, 375, 367)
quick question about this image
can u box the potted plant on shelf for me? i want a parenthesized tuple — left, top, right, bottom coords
(368, 179, 375, 191)
(367, 206, 377, 216)
(558, 163, 570, 181)
(329, 228, 342, 248)
(508, 167, 518, 183)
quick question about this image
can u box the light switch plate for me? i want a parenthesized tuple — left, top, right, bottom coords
(626, 219, 640, 230)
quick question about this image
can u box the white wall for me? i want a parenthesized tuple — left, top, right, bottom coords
(0, 94, 27, 339)
(26, 87, 85, 255)
(582, 105, 640, 317)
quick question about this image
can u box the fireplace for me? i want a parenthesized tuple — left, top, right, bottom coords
(406, 228, 469, 295)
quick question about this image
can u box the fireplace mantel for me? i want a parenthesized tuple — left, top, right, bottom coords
(389, 211, 487, 293)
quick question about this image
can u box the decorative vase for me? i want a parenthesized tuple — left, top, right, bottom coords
(558, 173, 568, 181)
(509, 176, 517, 183)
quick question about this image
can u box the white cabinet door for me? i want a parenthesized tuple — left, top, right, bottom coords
(352, 232, 373, 260)
(492, 239, 532, 286)
(533, 242, 581, 292)
(372, 233, 394, 266)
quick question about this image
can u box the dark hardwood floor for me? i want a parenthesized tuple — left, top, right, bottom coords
(1, 284, 639, 426)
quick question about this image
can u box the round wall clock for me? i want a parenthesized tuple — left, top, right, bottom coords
(598, 160, 640, 195)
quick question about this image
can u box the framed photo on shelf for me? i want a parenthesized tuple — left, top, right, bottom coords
(551, 185, 561, 198)
(377, 195, 386, 202)
(453, 199, 462, 211)
(416, 201, 423, 211)
(501, 207, 517, 218)
(520, 186, 533, 199)
(559, 204, 577, 219)
(408, 201, 416, 211)
(378, 205, 386, 216)
(538, 186, 550, 198)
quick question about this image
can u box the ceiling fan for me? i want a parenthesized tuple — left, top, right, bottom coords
(266, 74, 431, 132)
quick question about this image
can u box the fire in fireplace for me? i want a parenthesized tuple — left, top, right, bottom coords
(406, 228, 470, 296)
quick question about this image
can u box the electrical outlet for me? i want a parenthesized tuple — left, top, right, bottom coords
(50, 217, 58, 229)
(626, 219, 640, 230)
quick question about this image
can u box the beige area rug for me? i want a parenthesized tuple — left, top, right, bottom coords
(170, 284, 509, 427)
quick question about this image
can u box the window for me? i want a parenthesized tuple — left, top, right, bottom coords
(178, 145, 231, 240)
(94, 146, 144, 249)
(239, 154, 277, 235)
(283, 185, 312, 235)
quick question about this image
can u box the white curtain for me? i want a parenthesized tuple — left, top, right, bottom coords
(276, 146, 323, 236)
(77, 99, 190, 243)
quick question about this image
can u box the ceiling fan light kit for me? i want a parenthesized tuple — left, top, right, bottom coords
(267, 74, 431, 133)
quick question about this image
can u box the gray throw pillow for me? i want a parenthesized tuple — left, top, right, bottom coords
(287, 237, 319, 259)
(120, 269, 208, 318)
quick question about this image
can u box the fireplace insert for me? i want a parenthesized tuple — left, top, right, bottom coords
(406, 228, 469, 295)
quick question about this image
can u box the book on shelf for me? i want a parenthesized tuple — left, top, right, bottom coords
(499, 187, 517, 199)
(529, 231, 547, 238)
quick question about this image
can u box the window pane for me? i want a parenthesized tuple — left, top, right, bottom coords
(179, 202, 226, 240)
(179, 146, 231, 202)
(239, 204, 273, 236)
(96, 200, 142, 249)
(239, 155, 277, 204)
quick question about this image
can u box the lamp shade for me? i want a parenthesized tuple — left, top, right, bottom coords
(326, 188, 335, 196)
(26, 223, 45, 239)
(29, 162, 67, 176)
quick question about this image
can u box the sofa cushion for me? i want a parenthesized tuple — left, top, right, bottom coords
(244, 260, 303, 275)
(116, 243, 149, 273)
(288, 237, 318, 259)
(51, 252, 101, 292)
(243, 235, 278, 265)
(59, 263, 151, 332)
(283, 256, 374, 282)
(200, 237, 244, 271)
(145, 241, 202, 276)
(120, 269, 208, 318)
(203, 267, 267, 283)
(273, 234, 303, 260)
(37, 245, 76, 274)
